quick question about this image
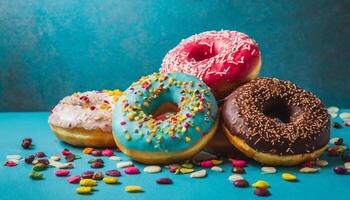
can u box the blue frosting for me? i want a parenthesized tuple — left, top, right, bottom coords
(112, 72, 218, 152)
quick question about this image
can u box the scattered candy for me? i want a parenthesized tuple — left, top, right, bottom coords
(143, 165, 162, 173)
(252, 180, 269, 189)
(156, 178, 173, 184)
(6, 155, 21, 160)
(282, 173, 297, 181)
(181, 163, 194, 169)
(200, 160, 214, 168)
(332, 122, 342, 129)
(91, 162, 104, 169)
(117, 161, 133, 168)
(232, 167, 245, 174)
(254, 188, 271, 196)
(343, 162, 350, 170)
(211, 166, 223, 172)
(109, 156, 122, 161)
(35, 152, 46, 158)
(103, 177, 118, 184)
(125, 185, 143, 193)
(4, 160, 17, 167)
(90, 150, 102, 157)
(92, 172, 104, 180)
(82, 147, 94, 154)
(234, 179, 249, 188)
(88, 158, 104, 164)
(330, 137, 343, 145)
(55, 170, 70, 177)
(76, 186, 92, 194)
(68, 175, 81, 184)
(29, 171, 43, 180)
(179, 168, 194, 174)
(333, 166, 348, 175)
(211, 159, 223, 165)
(49, 160, 73, 169)
(32, 163, 47, 171)
(37, 159, 49, 166)
(65, 154, 76, 162)
(190, 169, 206, 178)
(82, 171, 94, 179)
(25, 155, 35, 164)
(80, 179, 96, 187)
(124, 167, 140, 174)
(50, 155, 61, 161)
(231, 160, 246, 168)
(339, 112, 350, 121)
(261, 167, 277, 174)
(105, 170, 121, 177)
(299, 167, 319, 173)
(102, 149, 114, 157)
(315, 160, 328, 167)
(228, 174, 244, 182)
(62, 149, 72, 156)
(22, 138, 32, 149)
(327, 106, 339, 114)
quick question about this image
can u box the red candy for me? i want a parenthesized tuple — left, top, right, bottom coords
(200, 160, 214, 168)
(62, 149, 72, 156)
(156, 178, 173, 184)
(55, 170, 70, 177)
(4, 161, 17, 167)
(67, 175, 81, 184)
(124, 167, 140, 174)
(102, 149, 114, 157)
(161, 30, 260, 98)
(231, 160, 246, 168)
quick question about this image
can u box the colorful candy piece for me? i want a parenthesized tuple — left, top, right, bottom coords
(252, 180, 269, 189)
(29, 171, 43, 180)
(103, 177, 118, 184)
(231, 160, 246, 168)
(105, 170, 121, 177)
(80, 179, 96, 187)
(76, 186, 92, 194)
(143, 165, 162, 173)
(55, 170, 70, 177)
(282, 173, 297, 181)
(125, 185, 143, 193)
(156, 178, 173, 184)
(124, 167, 140, 174)
(68, 175, 81, 184)
(102, 149, 114, 157)
(200, 160, 214, 168)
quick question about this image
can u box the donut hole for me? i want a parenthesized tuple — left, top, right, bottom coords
(151, 102, 179, 121)
(188, 43, 218, 61)
(262, 99, 291, 123)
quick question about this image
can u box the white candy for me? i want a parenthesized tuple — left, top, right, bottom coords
(109, 156, 122, 161)
(340, 112, 350, 120)
(6, 155, 22, 161)
(330, 113, 338, 118)
(344, 162, 350, 170)
(116, 161, 133, 168)
(50, 155, 61, 161)
(211, 166, 223, 172)
(330, 137, 341, 145)
(299, 167, 320, 173)
(315, 160, 328, 167)
(49, 159, 73, 169)
(261, 167, 277, 174)
(143, 165, 162, 173)
(327, 107, 339, 114)
(190, 169, 206, 178)
(228, 174, 243, 182)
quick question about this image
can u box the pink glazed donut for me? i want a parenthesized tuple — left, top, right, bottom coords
(161, 30, 261, 99)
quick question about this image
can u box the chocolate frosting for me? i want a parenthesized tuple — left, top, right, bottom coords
(222, 78, 330, 155)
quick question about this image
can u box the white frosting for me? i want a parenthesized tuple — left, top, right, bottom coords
(48, 90, 122, 132)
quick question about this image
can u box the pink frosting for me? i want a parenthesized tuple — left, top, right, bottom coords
(161, 30, 260, 97)
(48, 90, 121, 132)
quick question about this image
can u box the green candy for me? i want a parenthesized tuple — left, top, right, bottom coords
(32, 163, 47, 171)
(29, 171, 43, 180)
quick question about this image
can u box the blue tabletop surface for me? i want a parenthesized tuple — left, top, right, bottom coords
(0, 112, 349, 200)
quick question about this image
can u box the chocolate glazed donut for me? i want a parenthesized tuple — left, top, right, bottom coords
(222, 78, 330, 166)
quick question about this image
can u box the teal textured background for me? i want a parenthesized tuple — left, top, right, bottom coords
(0, 0, 349, 111)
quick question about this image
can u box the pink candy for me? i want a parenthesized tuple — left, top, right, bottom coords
(200, 160, 214, 168)
(55, 170, 70, 177)
(61, 149, 72, 156)
(124, 167, 140, 174)
(102, 149, 114, 157)
(67, 175, 81, 183)
(231, 160, 246, 167)
(4, 161, 17, 167)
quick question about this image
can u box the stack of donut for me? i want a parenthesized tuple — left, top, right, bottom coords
(49, 30, 330, 166)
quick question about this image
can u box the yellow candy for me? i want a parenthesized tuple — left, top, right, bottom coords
(212, 159, 223, 165)
(103, 177, 118, 184)
(76, 186, 92, 194)
(80, 179, 96, 187)
(282, 173, 297, 181)
(179, 168, 194, 174)
(181, 163, 194, 169)
(125, 185, 143, 193)
(252, 180, 270, 189)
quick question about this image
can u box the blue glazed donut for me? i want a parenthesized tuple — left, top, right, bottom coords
(112, 72, 218, 164)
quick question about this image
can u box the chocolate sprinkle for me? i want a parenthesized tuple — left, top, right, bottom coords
(222, 78, 330, 155)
